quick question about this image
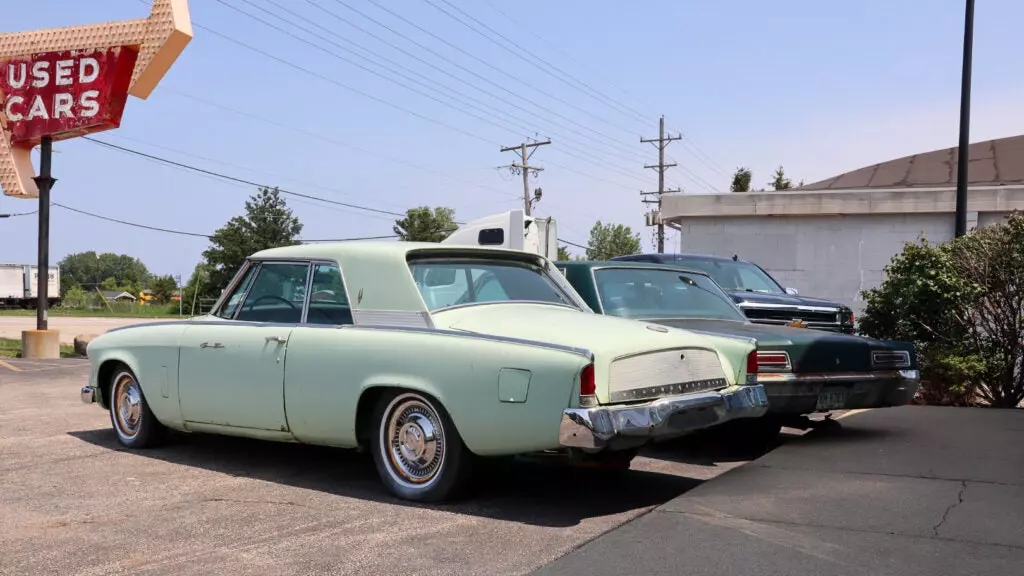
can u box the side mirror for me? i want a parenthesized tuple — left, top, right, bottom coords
(785, 287, 799, 295)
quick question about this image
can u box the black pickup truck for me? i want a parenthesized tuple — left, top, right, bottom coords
(612, 253, 856, 334)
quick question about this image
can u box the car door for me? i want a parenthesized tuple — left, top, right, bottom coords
(178, 260, 311, 431)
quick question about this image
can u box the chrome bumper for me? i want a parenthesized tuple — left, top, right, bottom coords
(559, 384, 769, 450)
(757, 369, 921, 413)
(80, 385, 96, 404)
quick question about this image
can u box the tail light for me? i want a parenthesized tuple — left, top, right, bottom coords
(580, 363, 595, 396)
(756, 351, 792, 371)
(746, 351, 758, 376)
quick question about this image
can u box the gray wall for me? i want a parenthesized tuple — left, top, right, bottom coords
(677, 214, 970, 314)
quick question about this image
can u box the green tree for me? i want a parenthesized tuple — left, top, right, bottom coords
(149, 274, 178, 304)
(394, 206, 456, 242)
(585, 221, 641, 260)
(730, 167, 752, 192)
(770, 165, 792, 190)
(201, 187, 303, 297)
(557, 245, 571, 261)
(58, 251, 150, 293)
(180, 263, 214, 315)
(860, 212, 1024, 408)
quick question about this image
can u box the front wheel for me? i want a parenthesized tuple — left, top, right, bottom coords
(108, 365, 165, 448)
(371, 390, 472, 502)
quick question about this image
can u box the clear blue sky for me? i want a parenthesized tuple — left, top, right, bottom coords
(3, 0, 1023, 281)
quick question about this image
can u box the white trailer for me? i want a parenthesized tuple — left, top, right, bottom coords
(0, 264, 61, 308)
(441, 209, 558, 259)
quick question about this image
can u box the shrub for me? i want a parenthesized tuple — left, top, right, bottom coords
(859, 211, 1024, 408)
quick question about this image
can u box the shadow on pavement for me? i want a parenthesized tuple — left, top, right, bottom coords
(68, 428, 703, 528)
(642, 428, 788, 466)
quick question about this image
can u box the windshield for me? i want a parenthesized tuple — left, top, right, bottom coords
(674, 258, 784, 294)
(409, 258, 576, 311)
(594, 268, 748, 321)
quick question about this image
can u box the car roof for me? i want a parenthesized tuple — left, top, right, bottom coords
(613, 253, 756, 265)
(250, 240, 538, 261)
(555, 260, 714, 277)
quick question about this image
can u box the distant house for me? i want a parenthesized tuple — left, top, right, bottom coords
(100, 290, 137, 303)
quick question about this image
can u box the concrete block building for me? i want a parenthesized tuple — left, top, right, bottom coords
(659, 135, 1024, 314)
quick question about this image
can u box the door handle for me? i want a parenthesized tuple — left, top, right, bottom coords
(265, 336, 287, 344)
(199, 342, 224, 349)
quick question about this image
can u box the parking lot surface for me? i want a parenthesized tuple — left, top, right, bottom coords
(534, 405, 1024, 576)
(0, 316, 164, 344)
(1, 358, 781, 576)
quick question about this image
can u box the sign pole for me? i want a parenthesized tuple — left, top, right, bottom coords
(33, 136, 56, 331)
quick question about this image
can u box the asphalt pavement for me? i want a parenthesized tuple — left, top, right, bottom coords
(532, 406, 1024, 576)
(0, 358, 767, 576)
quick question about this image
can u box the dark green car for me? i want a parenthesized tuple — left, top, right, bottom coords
(556, 260, 921, 434)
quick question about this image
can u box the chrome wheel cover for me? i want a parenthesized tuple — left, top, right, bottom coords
(381, 395, 446, 488)
(113, 372, 143, 438)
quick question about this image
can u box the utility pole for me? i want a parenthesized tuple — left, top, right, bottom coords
(641, 116, 681, 253)
(954, 0, 975, 237)
(500, 139, 551, 215)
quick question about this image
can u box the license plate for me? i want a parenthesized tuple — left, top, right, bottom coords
(815, 389, 848, 410)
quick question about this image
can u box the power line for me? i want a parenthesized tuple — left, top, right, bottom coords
(640, 116, 682, 253)
(499, 139, 551, 215)
(52, 201, 398, 242)
(215, 0, 653, 183)
(82, 136, 408, 218)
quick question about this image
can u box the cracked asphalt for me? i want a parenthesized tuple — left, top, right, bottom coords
(533, 406, 1024, 576)
(0, 358, 781, 576)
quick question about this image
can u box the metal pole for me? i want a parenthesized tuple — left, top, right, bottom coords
(521, 143, 530, 215)
(33, 136, 56, 331)
(656, 116, 665, 253)
(954, 0, 975, 237)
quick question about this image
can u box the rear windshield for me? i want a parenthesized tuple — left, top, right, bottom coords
(675, 258, 783, 294)
(409, 258, 576, 311)
(594, 268, 747, 321)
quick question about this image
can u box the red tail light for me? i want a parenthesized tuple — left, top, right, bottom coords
(580, 363, 596, 396)
(746, 351, 758, 375)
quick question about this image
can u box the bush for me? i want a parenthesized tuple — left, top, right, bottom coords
(859, 211, 1024, 408)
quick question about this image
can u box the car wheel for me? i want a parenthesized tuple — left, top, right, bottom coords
(108, 365, 164, 448)
(371, 390, 471, 502)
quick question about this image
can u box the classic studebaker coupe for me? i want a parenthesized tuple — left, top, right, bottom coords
(82, 243, 768, 501)
(557, 260, 922, 435)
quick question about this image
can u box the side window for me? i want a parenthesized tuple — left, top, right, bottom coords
(235, 262, 310, 324)
(216, 263, 258, 319)
(306, 263, 354, 326)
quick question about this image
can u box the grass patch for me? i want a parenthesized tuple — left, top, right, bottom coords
(0, 306, 181, 318)
(0, 337, 79, 358)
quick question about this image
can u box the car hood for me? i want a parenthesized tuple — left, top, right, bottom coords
(431, 303, 756, 391)
(727, 291, 843, 310)
(649, 318, 918, 373)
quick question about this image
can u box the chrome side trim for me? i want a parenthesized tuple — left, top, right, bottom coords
(758, 369, 920, 383)
(102, 318, 593, 360)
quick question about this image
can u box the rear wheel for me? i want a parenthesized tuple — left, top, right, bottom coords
(371, 390, 472, 502)
(108, 365, 164, 448)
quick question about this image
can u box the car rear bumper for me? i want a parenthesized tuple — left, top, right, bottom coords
(558, 384, 769, 451)
(757, 369, 920, 414)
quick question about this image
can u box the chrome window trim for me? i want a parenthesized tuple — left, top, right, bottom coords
(211, 260, 256, 319)
(407, 256, 585, 314)
(232, 260, 312, 324)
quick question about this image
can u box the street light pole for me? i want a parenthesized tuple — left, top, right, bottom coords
(954, 0, 975, 238)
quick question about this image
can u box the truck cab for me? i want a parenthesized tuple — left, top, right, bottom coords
(441, 209, 558, 260)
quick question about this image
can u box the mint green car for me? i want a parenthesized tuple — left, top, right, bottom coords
(81, 242, 768, 501)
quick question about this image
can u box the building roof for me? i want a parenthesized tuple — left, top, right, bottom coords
(798, 134, 1024, 191)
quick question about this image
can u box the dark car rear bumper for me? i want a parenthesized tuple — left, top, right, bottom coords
(757, 370, 920, 414)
